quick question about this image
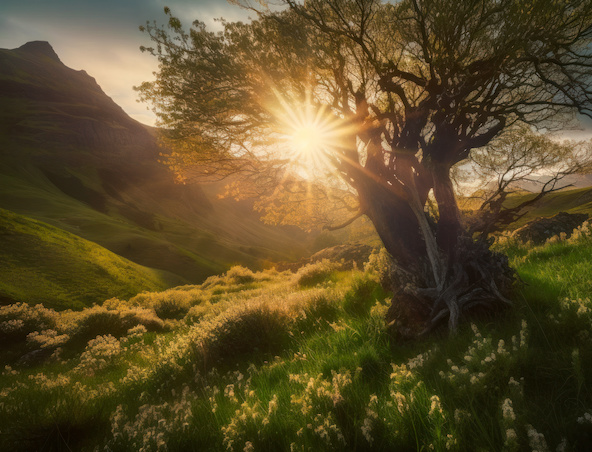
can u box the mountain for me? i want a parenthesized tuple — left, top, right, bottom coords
(0, 41, 310, 304)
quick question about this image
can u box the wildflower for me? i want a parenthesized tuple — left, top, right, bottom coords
(267, 394, 278, 415)
(556, 438, 568, 452)
(520, 320, 529, 348)
(526, 424, 549, 452)
(361, 417, 374, 445)
(577, 412, 592, 424)
(501, 398, 516, 422)
(429, 395, 443, 416)
(506, 428, 517, 440)
(445, 434, 457, 450)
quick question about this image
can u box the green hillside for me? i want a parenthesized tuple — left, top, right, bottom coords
(504, 187, 592, 228)
(0, 208, 182, 310)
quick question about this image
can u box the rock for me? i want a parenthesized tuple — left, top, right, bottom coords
(17, 348, 54, 367)
(386, 291, 431, 341)
(276, 243, 374, 271)
(512, 212, 589, 244)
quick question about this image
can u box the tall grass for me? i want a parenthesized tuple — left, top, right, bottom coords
(1, 235, 592, 451)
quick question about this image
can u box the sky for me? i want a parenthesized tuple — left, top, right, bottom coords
(0, 0, 249, 125)
(1, 1, 591, 139)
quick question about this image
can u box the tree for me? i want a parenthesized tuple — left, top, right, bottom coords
(464, 127, 592, 237)
(138, 0, 592, 336)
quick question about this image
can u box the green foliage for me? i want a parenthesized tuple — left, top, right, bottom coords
(191, 304, 292, 367)
(343, 273, 385, 317)
(64, 303, 165, 346)
(130, 288, 202, 320)
(0, 303, 58, 345)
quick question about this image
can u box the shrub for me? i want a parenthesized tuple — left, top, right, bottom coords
(185, 303, 212, 324)
(294, 259, 341, 287)
(64, 305, 164, 345)
(0, 303, 58, 344)
(26, 329, 69, 350)
(201, 266, 277, 290)
(130, 289, 203, 319)
(190, 303, 292, 367)
(74, 334, 122, 376)
(225, 266, 257, 284)
(343, 274, 380, 317)
(364, 247, 392, 289)
(287, 289, 340, 332)
(152, 297, 191, 320)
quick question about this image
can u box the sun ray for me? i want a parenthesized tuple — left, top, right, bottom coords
(269, 88, 354, 182)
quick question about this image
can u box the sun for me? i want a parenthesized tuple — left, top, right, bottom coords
(268, 88, 354, 180)
(276, 102, 342, 174)
(290, 124, 326, 155)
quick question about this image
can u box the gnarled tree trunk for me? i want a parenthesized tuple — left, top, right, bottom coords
(357, 162, 515, 339)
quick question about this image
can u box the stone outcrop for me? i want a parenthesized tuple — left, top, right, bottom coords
(276, 243, 374, 271)
(512, 212, 589, 244)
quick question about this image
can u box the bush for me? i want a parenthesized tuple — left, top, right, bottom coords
(130, 289, 203, 319)
(0, 303, 58, 344)
(294, 259, 341, 287)
(288, 289, 340, 332)
(201, 266, 277, 290)
(190, 304, 291, 367)
(185, 303, 212, 324)
(364, 247, 392, 289)
(74, 334, 122, 376)
(343, 274, 381, 317)
(225, 266, 257, 284)
(64, 305, 164, 345)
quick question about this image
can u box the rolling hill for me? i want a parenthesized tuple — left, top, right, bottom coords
(0, 208, 182, 310)
(0, 41, 312, 306)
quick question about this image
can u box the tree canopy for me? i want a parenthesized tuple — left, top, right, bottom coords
(139, 0, 592, 334)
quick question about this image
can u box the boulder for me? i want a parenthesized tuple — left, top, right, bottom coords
(512, 212, 589, 244)
(276, 243, 374, 271)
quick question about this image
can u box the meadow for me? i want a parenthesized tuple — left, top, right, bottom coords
(1, 222, 592, 451)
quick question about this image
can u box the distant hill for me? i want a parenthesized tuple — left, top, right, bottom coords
(504, 186, 592, 229)
(511, 174, 592, 193)
(0, 208, 181, 310)
(0, 41, 311, 297)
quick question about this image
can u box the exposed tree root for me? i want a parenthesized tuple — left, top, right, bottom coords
(386, 237, 515, 339)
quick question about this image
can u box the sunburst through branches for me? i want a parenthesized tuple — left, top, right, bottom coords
(272, 92, 352, 181)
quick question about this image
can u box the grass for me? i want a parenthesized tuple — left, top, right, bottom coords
(0, 208, 179, 310)
(502, 187, 592, 230)
(1, 232, 592, 451)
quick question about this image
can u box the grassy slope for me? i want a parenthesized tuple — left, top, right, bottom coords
(501, 187, 592, 229)
(0, 163, 226, 279)
(1, 233, 592, 451)
(0, 161, 314, 280)
(0, 208, 182, 310)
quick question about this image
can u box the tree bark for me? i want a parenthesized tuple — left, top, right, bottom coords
(431, 162, 463, 256)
